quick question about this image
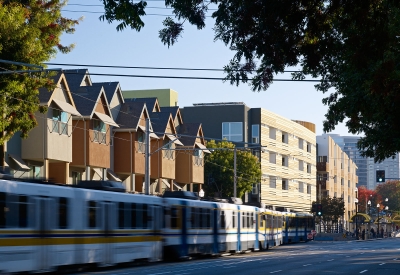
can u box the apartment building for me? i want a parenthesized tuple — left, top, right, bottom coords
(316, 134, 358, 227)
(182, 102, 317, 212)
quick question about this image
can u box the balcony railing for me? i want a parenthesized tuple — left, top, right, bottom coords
(194, 156, 203, 166)
(51, 119, 68, 135)
(163, 149, 173, 160)
(137, 142, 145, 153)
(93, 130, 106, 144)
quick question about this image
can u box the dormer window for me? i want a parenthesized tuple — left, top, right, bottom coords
(93, 120, 106, 143)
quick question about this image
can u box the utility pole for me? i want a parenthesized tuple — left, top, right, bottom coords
(144, 118, 150, 195)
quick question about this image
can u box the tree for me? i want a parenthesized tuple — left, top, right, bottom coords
(314, 196, 345, 233)
(375, 180, 400, 212)
(100, 0, 400, 162)
(0, 0, 79, 144)
(357, 186, 378, 214)
(204, 140, 261, 198)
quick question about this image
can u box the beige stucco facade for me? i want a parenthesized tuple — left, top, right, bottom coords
(317, 134, 358, 228)
(260, 109, 317, 212)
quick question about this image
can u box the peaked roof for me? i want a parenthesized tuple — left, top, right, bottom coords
(178, 123, 204, 146)
(71, 85, 107, 117)
(63, 69, 91, 91)
(150, 111, 176, 137)
(116, 101, 147, 129)
(125, 97, 160, 112)
(95, 82, 123, 104)
(160, 106, 183, 124)
(38, 70, 63, 104)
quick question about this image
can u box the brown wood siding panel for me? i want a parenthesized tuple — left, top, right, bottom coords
(95, 95, 108, 114)
(162, 158, 175, 179)
(114, 132, 131, 174)
(191, 160, 204, 184)
(49, 162, 66, 184)
(175, 151, 191, 183)
(71, 120, 85, 166)
(133, 143, 145, 174)
(87, 127, 110, 168)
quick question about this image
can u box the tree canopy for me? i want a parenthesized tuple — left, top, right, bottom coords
(0, 0, 78, 143)
(204, 140, 261, 198)
(100, 0, 400, 162)
(375, 180, 400, 212)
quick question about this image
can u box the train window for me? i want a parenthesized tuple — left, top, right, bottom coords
(205, 209, 210, 228)
(190, 208, 194, 228)
(259, 215, 263, 228)
(250, 213, 254, 228)
(232, 211, 236, 228)
(131, 203, 136, 228)
(18, 196, 28, 228)
(220, 211, 225, 229)
(0, 192, 5, 228)
(142, 204, 148, 228)
(170, 207, 178, 229)
(118, 202, 125, 229)
(88, 201, 97, 228)
(58, 197, 68, 229)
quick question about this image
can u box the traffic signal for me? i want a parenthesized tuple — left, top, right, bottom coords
(376, 170, 385, 182)
(316, 204, 323, 216)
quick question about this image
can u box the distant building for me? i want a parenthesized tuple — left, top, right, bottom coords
(316, 134, 358, 229)
(181, 102, 317, 212)
(327, 134, 400, 189)
(123, 88, 178, 107)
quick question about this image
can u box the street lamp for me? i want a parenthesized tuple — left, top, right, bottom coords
(355, 199, 359, 240)
(367, 200, 371, 215)
(377, 198, 389, 238)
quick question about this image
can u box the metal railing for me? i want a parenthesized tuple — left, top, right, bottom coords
(51, 119, 68, 135)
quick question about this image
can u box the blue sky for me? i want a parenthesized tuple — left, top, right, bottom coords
(50, 0, 358, 137)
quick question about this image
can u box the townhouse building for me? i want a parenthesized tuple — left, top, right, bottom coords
(1, 70, 207, 193)
(181, 102, 317, 212)
(316, 134, 358, 228)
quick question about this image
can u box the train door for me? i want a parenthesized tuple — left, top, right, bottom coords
(36, 197, 54, 271)
(101, 202, 115, 265)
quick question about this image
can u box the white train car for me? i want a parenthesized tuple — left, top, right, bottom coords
(237, 204, 259, 252)
(0, 179, 164, 274)
(258, 209, 284, 249)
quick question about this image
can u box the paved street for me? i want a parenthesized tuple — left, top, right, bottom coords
(73, 238, 400, 275)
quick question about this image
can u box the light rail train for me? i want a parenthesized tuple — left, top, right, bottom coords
(0, 179, 314, 273)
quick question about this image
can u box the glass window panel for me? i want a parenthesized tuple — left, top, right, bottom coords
(222, 123, 230, 135)
(230, 123, 242, 135)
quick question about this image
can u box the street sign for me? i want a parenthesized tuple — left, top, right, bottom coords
(307, 233, 313, 240)
(311, 230, 317, 236)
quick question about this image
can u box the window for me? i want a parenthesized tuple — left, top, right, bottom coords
(298, 182, 304, 193)
(282, 180, 288, 190)
(88, 201, 97, 228)
(252, 124, 259, 144)
(118, 202, 125, 229)
(131, 203, 136, 228)
(137, 132, 145, 153)
(220, 211, 226, 228)
(307, 142, 311, 153)
(307, 163, 311, 173)
(31, 166, 41, 179)
(307, 184, 311, 194)
(282, 132, 288, 144)
(299, 160, 304, 171)
(222, 122, 243, 142)
(163, 139, 174, 159)
(72, 171, 81, 185)
(232, 211, 236, 228)
(93, 120, 106, 144)
(252, 183, 258, 194)
(194, 149, 204, 166)
(269, 177, 276, 188)
(52, 109, 68, 135)
(269, 127, 276, 140)
(269, 152, 276, 164)
(142, 204, 148, 228)
(298, 138, 304, 149)
(0, 192, 5, 228)
(58, 197, 68, 229)
(171, 207, 178, 229)
(282, 156, 288, 167)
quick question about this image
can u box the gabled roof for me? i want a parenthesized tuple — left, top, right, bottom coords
(71, 85, 113, 121)
(38, 70, 63, 104)
(178, 123, 205, 146)
(116, 101, 147, 129)
(95, 82, 124, 104)
(125, 97, 160, 112)
(150, 111, 176, 137)
(63, 69, 92, 91)
(160, 106, 183, 125)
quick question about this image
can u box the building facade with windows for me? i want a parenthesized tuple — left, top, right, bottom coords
(316, 134, 358, 228)
(181, 102, 317, 212)
(327, 134, 400, 190)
